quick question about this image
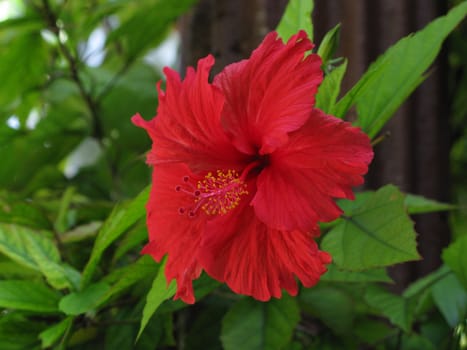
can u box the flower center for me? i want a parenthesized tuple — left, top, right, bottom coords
(175, 169, 248, 218)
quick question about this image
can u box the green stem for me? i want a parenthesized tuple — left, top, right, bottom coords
(40, 0, 104, 141)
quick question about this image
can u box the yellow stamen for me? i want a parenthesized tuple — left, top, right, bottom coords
(196, 170, 248, 216)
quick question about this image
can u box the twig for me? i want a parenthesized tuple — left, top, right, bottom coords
(371, 131, 391, 147)
(40, 0, 104, 141)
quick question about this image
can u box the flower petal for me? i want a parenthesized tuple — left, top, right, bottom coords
(132, 55, 246, 172)
(252, 109, 374, 231)
(199, 202, 331, 301)
(214, 30, 322, 155)
(142, 163, 207, 304)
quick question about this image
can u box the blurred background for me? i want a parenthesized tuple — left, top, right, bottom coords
(0, 1, 466, 348)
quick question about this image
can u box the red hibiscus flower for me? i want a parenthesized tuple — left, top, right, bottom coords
(132, 31, 373, 304)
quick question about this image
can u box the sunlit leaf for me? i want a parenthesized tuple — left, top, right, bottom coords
(335, 1, 467, 138)
(276, 0, 314, 41)
(315, 59, 347, 114)
(321, 185, 420, 270)
(317, 23, 341, 65)
(39, 317, 73, 349)
(0, 223, 79, 290)
(0, 280, 60, 313)
(137, 258, 176, 340)
(0, 260, 39, 278)
(59, 282, 110, 316)
(81, 186, 149, 287)
(321, 263, 392, 283)
(404, 194, 455, 214)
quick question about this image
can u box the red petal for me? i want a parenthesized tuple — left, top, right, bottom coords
(252, 109, 374, 231)
(214, 31, 322, 155)
(132, 55, 246, 172)
(142, 163, 207, 304)
(199, 203, 330, 301)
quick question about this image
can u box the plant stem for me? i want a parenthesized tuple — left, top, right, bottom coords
(40, 0, 104, 141)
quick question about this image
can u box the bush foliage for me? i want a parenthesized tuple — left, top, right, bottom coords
(0, 0, 466, 349)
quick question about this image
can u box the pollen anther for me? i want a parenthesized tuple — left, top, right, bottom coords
(175, 170, 248, 218)
(196, 169, 248, 216)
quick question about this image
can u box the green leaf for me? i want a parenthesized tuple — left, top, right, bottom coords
(315, 59, 348, 114)
(59, 282, 110, 316)
(403, 265, 451, 299)
(365, 285, 415, 332)
(0, 224, 58, 270)
(321, 185, 420, 270)
(402, 266, 454, 321)
(442, 234, 467, 290)
(0, 128, 83, 192)
(104, 304, 164, 350)
(0, 313, 45, 350)
(432, 273, 467, 327)
(61, 221, 102, 244)
(334, 1, 467, 137)
(0, 30, 47, 110)
(81, 186, 149, 287)
(300, 285, 354, 334)
(276, 0, 314, 42)
(185, 303, 229, 350)
(67, 326, 99, 347)
(353, 318, 395, 345)
(321, 263, 392, 283)
(137, 258, 176, 340)
(0, 280, 60, 313)
(0, 97, 86, 191)
(112, 224, 147, 261)
(99, 63, 159, 151)
(156, 273, 221, 314)
(26, 236, 80, 291)
(107, 0, 196, 59)
(0, 223, 78, 290)
(98, 255, 159, 307)
(404, 194, 455, 214)
(0, 196, 51, 230)
(54, 187, 76, 233)
(317, 23, 341, 64)
(399, 334, 437, 350)
(0, 260, 39, 278)
(221, 296, 300, 350)
(39, 317, 73, 348)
